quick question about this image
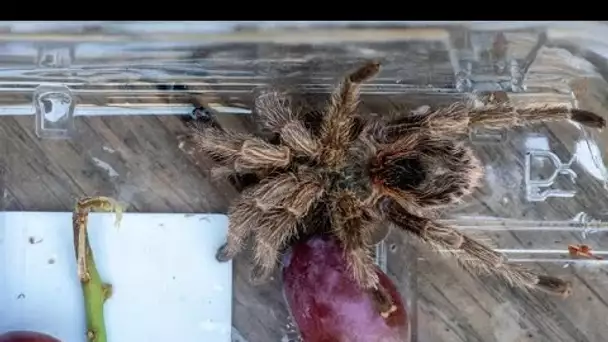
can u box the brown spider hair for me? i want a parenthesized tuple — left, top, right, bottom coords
(188, 61, 605, 313)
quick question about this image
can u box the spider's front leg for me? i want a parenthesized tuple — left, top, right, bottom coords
(319, 61, 381, 167)
(332, 190, 397, 317)
(377, 103, 471, 143)
(191, 125, 292, 179)
(255, 91, 321, 159)
(467, 103, 606, 130)
(385, 200, 572, 298)
(217, 170, 306, 261)
(251, 171, 324, 282)
(216, 172, 303, 263)
(220, 171, 324, 283)
(378, 102, 606, 144)
(216, 195, 261, 263)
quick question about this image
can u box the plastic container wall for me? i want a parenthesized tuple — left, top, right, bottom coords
(0, 21, 607, 342)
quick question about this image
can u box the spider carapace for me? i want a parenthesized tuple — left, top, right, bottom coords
(189, 61, 606, 314)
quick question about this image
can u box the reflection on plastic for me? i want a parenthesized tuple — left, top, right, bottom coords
(36, 46, 74, 68)
(525, 149, 578, 202)
(33, 85, 75, 139)
(469, 126, 508, 144)
(446, 212, 608, 263)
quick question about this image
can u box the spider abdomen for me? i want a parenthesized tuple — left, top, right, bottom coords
(380, 157, 427, 192)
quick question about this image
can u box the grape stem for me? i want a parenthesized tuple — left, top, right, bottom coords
(73, 196, 124, 342)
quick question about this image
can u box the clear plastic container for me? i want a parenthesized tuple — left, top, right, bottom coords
(1, 21, 608, 342)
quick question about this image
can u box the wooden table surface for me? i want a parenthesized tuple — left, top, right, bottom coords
(1, 25, 608, 342)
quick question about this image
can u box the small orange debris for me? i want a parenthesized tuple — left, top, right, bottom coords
(568, 244, 603, 260)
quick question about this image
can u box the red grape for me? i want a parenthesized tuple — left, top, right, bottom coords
(0, 331, 61, 342)
(282, 235, 409, 342)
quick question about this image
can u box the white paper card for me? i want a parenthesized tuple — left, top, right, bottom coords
(0, 212, 232, 342)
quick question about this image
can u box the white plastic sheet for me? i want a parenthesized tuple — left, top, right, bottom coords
(0, 212, 232, 342)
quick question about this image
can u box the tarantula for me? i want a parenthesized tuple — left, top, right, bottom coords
(189, 61, 605, 312)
